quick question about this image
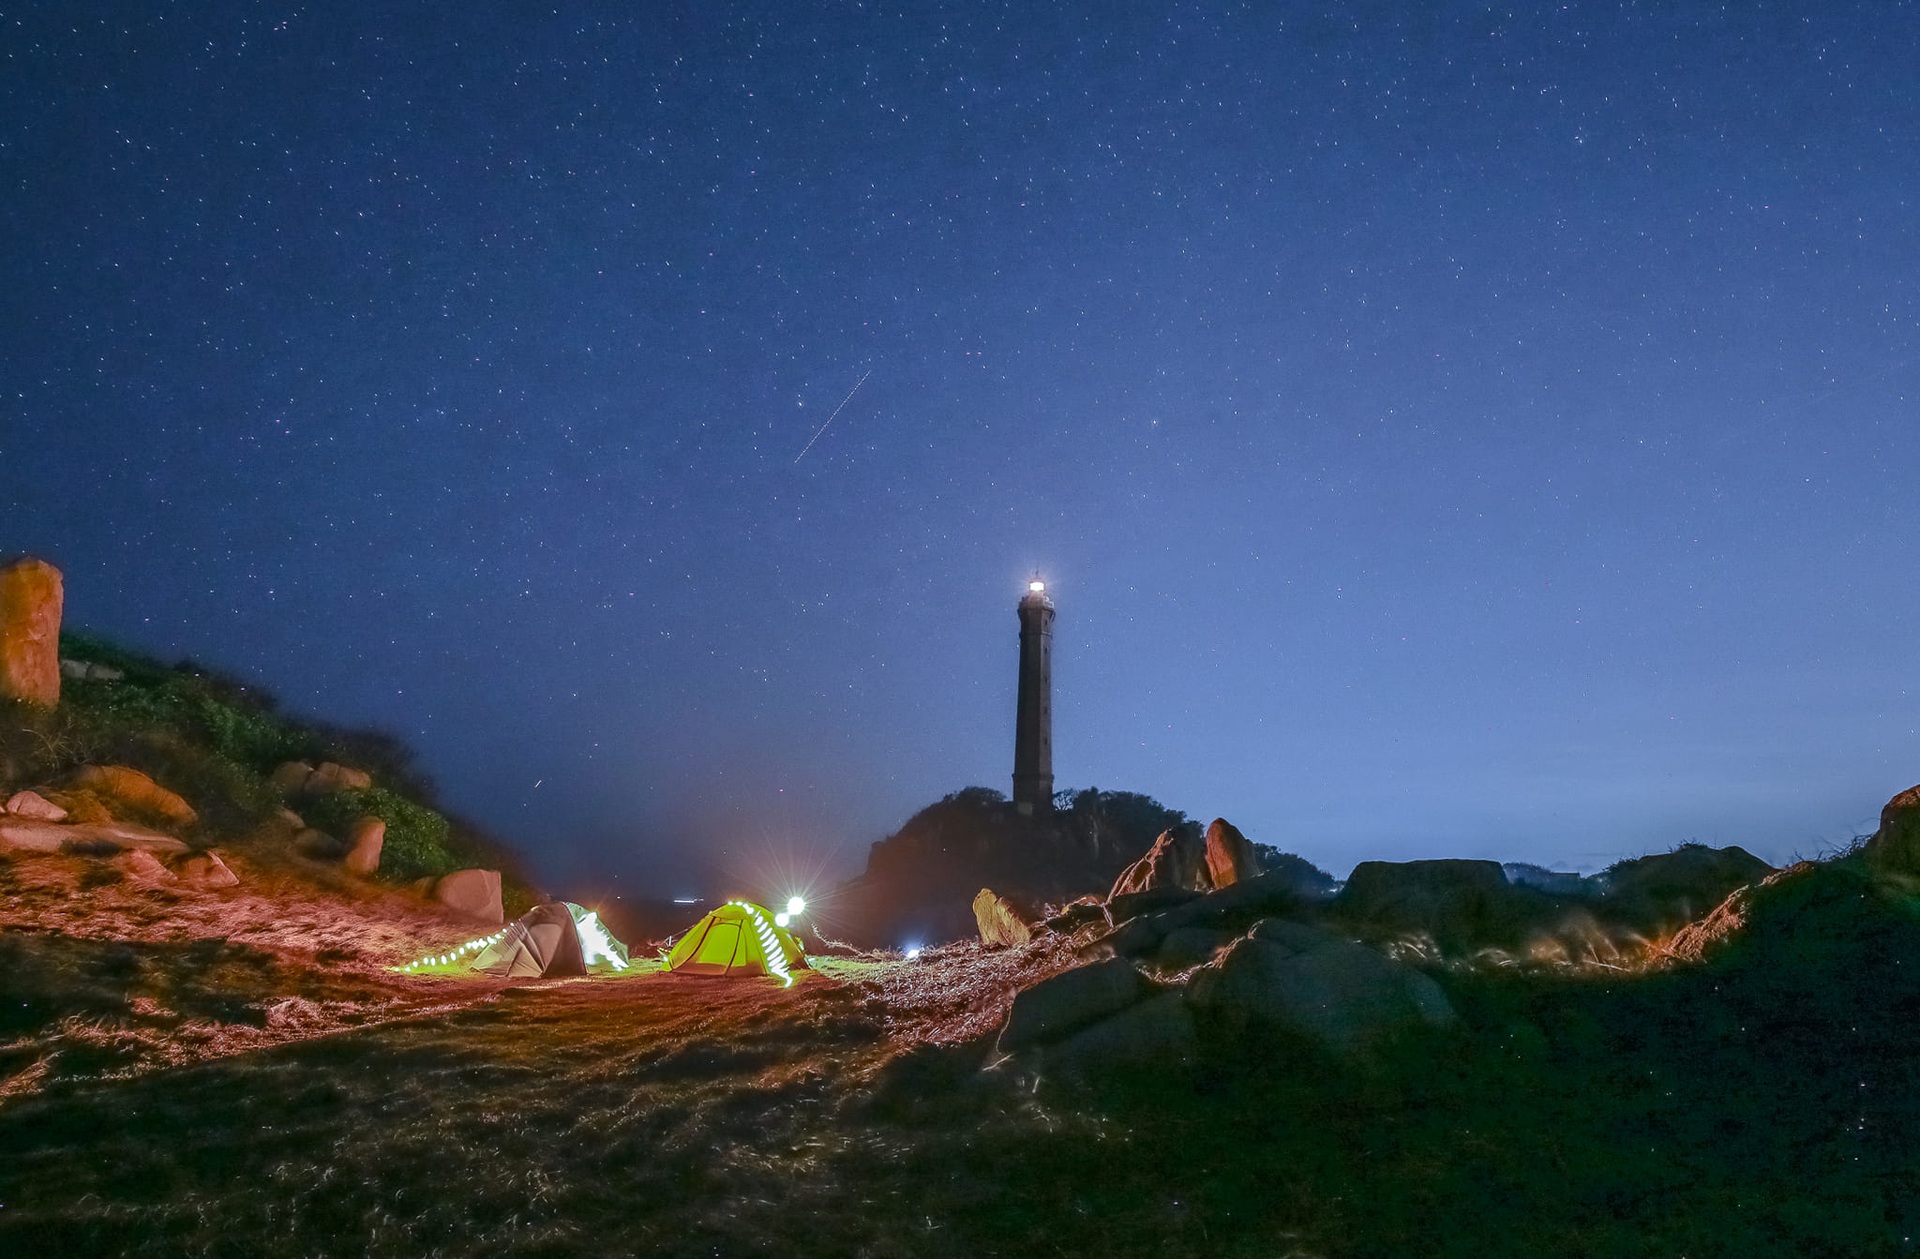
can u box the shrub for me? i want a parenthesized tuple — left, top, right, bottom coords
(300, 788, 457, 883)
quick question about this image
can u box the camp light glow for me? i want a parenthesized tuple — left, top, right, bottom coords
(395, 929, 508, 973)
(574, 909, 629, 971)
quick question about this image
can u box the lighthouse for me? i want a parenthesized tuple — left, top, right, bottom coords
(1013, 579, 1055, 816)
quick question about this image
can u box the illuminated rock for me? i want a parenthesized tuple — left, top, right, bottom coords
(1203, 817, 1261, 888)
(270, 761, 315, 793)
(0, 557, 62, 708)
(5, 790, 66, 821)
(434, 868, 503, 923)
(343, 816, 385, 876)
(72, 764, 197, 828)
(971, 887, 1032, 948)
(1107, 825, 1210, 899)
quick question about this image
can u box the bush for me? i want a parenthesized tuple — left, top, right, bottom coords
(300, 788, 457, 883)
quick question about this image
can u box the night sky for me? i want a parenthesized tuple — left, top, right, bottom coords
(5, 2, 1918, 895)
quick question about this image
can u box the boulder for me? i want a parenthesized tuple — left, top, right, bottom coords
(1334, 858, 1555, 950)
(434, 868, 503, 923)
(1096, 872, 1321, 958)
(118, 848, 176, 882)
(1188, 935, 1457, 1053)
(1155, 926, 1231, 969)
(71, 765, 197, 828)
(1107, 886, 1205, 924)
(1108, 826, 1211, 898)
(1596, 844, 1775, 932)
(1203, 818, 1261, 888)
(343, 816, 386, 876)
(1865, 786, 1920, 879)
(972, 888, 1032, 948)
(5, 790, 66, 821)
(305, 762, 373, 794)
(0, 557, 62, 707)
(270, 761, 316, 793)
(1046, 990, 1195, 1071)
(180, 850, 240, 887)
(997, 958, 1151, 1054)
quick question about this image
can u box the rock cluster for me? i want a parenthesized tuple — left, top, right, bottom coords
(71, 764, 198, 829)
(1109, 817, 1265, 899)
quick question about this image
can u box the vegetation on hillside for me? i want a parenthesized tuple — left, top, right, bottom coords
(0, 630, 532, 898)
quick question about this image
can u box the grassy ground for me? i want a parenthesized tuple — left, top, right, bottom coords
(3, 887, 1920, 1257)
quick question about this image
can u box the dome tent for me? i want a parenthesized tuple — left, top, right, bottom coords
(470, 902, 631, 979)
(665, 900, 808, 983)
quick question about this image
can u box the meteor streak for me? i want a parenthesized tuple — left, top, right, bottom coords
(793, 368, 872, 464)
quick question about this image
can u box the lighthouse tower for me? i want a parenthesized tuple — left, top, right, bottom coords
(1013, 579, 1055, 816)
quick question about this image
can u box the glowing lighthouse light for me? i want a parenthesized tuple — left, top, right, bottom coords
(1028, 580, 1046, 593)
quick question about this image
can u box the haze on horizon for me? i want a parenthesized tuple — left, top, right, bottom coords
(3, 2, 1916, 895)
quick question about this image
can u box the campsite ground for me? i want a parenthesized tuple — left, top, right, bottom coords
(5, 848, 1920, 1256)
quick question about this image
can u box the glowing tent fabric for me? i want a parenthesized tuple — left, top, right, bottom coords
(470, 902, 631, 978)
(665, 900, 807, 982)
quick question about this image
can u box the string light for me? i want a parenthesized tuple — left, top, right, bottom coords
(393, 929, 509, 973)
(731, 900, 794, 987)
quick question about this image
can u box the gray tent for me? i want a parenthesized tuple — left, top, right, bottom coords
(471, 902, 630, 978)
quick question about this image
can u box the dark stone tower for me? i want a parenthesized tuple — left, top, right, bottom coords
(1013, 579, 1055, 816)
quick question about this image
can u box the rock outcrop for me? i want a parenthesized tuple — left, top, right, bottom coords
(1866, 785, 1920, 879)
(306, 762, 373, 794)
(1109, 826, 1211, 898)
(972, 888, 1032, 948)
(180, 849, 240, 887)
(434, 868, 503, 923)
(71, 764, 198, 829)
(1203, 817, 1261, 888)
(0, 557, 63, 707)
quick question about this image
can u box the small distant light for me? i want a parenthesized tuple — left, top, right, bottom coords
(1028, 580, 1045, 593)
(774, 912, 792, 927)
(672, 897, 700, 905)
(786, 896, 806, 916)
(905, 946, 922, 960)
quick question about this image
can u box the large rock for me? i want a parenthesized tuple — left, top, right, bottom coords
(434, 868, 503, 923)
(5, 790, 66, 821)
(997, 958, 1151, 1054)
(1333, 858, 1560, 950)
(1188, 935, 1457, 1053)
(1046, 990, 1195, 1071)
(1108, 826, 1211, 898)
(1096, 871, 1320, 958)
(343, 816, 385, 876)
(972, 887, 1032, 948)
(305, 762, 373, 794)
(270, 761, 316, 793)
(1203, 818, 1261, 888)
(0, 557, 62, 707)
(1865, 786, 1920, 879)
(71, 765, 198, 828)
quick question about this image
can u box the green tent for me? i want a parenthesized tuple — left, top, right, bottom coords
(665, 900, 807, 984)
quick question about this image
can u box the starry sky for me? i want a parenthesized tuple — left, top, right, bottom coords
(5, 2, 1918, 894)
